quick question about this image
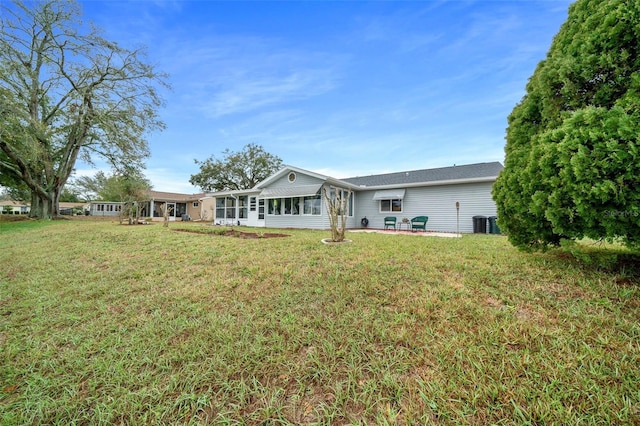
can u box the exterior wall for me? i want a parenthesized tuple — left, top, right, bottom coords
(176, 180, 496, 232)
(262, 174, 327, 229)
(192, 197, 216, 222)
(90, 202, 122, 217)
(270, 171, 323, 188)
(189, 173, 497, 232)
(261, 180, 359, 230)
(353, 181, 497, 233)
(0, 204, 29, 214)
(185, 200, 202, 220)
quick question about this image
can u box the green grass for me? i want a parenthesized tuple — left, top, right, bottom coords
(1, 219, 639, 424)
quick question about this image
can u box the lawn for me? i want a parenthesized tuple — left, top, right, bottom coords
(1, 218, 639, 424)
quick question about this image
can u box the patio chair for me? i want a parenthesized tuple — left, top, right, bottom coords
(384, 216, 397, 230)
(411, 216, 428, 232)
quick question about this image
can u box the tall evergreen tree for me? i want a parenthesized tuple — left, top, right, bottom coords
(493, 0, 640, 250)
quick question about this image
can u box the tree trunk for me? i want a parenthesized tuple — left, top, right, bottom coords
(28, 188, 60, 219)
(29, 192, 42, 219)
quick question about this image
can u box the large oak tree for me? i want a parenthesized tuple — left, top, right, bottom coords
(0, 0, 167, 218)
(493, 0, 640, 251)
(190, 143, 283, 191)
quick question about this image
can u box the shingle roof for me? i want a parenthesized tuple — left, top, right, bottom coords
(341, 162, 503, 187)
(147, 190, 206, 201)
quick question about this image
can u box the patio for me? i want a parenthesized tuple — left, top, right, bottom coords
(348, 229, 461, 238)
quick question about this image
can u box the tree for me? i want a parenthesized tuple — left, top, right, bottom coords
(90, 169, 151, 224)
(0, 0, 167, 219)
(69, 171, 109, 202)
(59, 187, 80, 203)
(493, 0, 640, 251)
(323, 186, 352, 243)
(0, 153, 31, 202)
(112, 170, 152, 225)
(190, 143, 283, 191)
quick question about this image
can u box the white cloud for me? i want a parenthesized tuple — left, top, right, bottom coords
(205, 68, 338, 118)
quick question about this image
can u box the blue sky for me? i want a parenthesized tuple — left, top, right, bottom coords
(77, 0, 574, 194)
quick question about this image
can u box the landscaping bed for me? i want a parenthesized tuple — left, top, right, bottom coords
(173, 227, 289, 239)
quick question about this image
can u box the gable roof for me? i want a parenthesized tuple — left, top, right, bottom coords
(255, 165, 360, 190)
(342, 162, 503, 188)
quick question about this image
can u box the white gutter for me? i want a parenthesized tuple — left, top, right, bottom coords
(352, 176, 498, 190)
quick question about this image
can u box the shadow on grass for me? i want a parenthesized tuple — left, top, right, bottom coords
(555, 241, 640, 281)
(0, 215, 30, 222)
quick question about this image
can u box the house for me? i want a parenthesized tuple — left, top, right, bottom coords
(138, 191, 206, 221)
(89, 190, 206, 220)
(202, 161, 503, 233)
(89, 201, 123, 217)
(59, 202, 90, 215)
(0, 200, 30, 215)
(1, 200, 88, 216)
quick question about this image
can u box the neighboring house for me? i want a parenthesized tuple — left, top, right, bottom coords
(0, 200, 89, 216)
(0, 200, 30, 215)
(89, 190, 206, 221)
(204, 161, 503, 233)
(59, 202, 90, 215)
(90, 201, 123, 217)
(142, 191, 207, 221)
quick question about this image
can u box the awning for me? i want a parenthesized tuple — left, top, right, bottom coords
(372, 189, 406, 200)
(259, 184, 323, 199)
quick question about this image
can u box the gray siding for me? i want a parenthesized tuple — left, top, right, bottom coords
(90, 202, 122, 217)
(269, 172, 324, 188)
(262, 181, 358, 230)
(353, 182, 497, 233)
(265, 213, 328, 229)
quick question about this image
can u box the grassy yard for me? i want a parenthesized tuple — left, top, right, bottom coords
(1, 218, 639, 424)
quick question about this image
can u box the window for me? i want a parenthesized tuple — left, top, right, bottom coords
(268, 196, 312, 215)
(288, 172, 296, 182)
(303, 194, 322, 215)
(258, 199, 265, 220)
(215, 198, 225, 219)
(215, 197, 237, 220)
(380, 199, 402, 213)
(193, 202, 199, 207)
(238, 196, 248, 219)
(175, 203, 186, 218)
(291, 197, 300, 215)
(249, 197, 257, 212)
(330, 188, 353, 217)
(268, 198, 281, 215)
(225, 197, 236, 219)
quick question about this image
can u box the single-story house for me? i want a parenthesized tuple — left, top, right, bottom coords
(0, 200, 30, 215)
(202, 161, 503, 233)
(89, 190, 206, 220)
(0, 201, 88, 215)
(59, 202, 90, 215)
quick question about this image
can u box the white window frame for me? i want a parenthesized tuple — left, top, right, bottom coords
(380, 199, 403, 213)
(303, 194, 322, 216)
(238, 196, 248, 219)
